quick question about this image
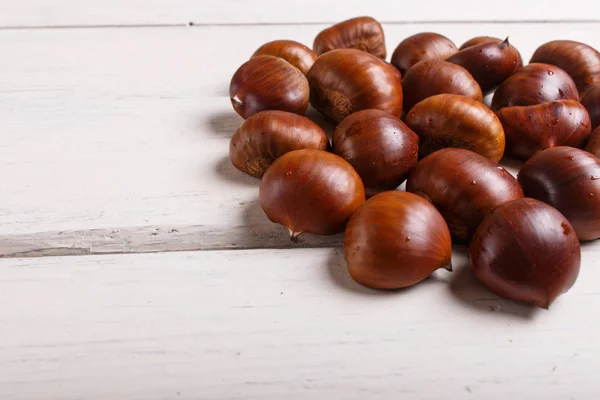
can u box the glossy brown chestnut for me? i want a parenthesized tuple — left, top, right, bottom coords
(406, 148, 523, 241)
(230, 55, 309, 119)
(333, 109, 419, 193)
(496, 100, 592, 161)
(491, 63, 579, 111)
(581, 84, 600, 129)
(344, 191, 452, 289)
(530, 40, 600, 98)
(405, 94, 505, 162)
(259, 149, 365, 238)
(401, 59, 482, 113)
(447, 38, 521, 95)
(459, 36, 524, 68)
(229, 110, 329, 178)
(307, 49, 403, 123)
(518, 146, 600, 241)
(252, 40, 318, 75)
(470, 198, 580, 309)
(390, 32, 458, 76)
(313, 16, 386, 58)
(584, 126, 600, 157)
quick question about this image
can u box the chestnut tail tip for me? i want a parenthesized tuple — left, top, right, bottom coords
(231, 94, 243, 107)
(288, 228, 302, 243)
(500, 37, 510, 48)
(443, 262, 453, 272)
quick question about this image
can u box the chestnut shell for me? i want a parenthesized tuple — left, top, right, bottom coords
(252, 40, 318, 75)
(391, 32, 458, 76)
(406, 148, 524, 241)
(313, 16, 386, 58)
(459, 36, 524, 68)
(581, 84, 600, 129)
(518, 146, 600, 241)
(585, 126, 600, 157)
(344, 191, 452, 289)
(470, 198, 580, 309)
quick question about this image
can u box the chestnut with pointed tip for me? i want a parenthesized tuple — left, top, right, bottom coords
(585, 126, 600, 157)
(401, 59, 482, 113)
(229, 110, 329, 178)
(491, 63, 579, 111)
(530, 40, 600, 97)
(230, 55, 309, 119)
(518, 146, 600, 241)
(470, 198, 581, 309)
(581, 84, 600, 129)
(405, 94, 505, 162)
(391, 32, 458, 76)
(252, 40, 318, 75)
(447, 37, 521, 95)
(406, 148, 524, 241)
(344, 191, 452, 289)
(313, 16, 386, 58)
(459, 36, 524, 68)
(307, 49, 403, 123)
(333, 109, 419, 194)
(259, 149, 365, 238)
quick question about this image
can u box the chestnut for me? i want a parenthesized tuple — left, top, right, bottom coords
(259, 149, 365, 238)
(252, 40, 318, 75)
(230, 55, 309, 119)
(470, 198, 580, 309)
(307, 49, 403, 123)
(496, 100, 591, 161)
(446, 38, 521, 95)
(332, 109, 419, 194)
(391, 32, 458, 76)
(459, 36, 524, 68)
(229, 110, 329, 178)
(581, 84, 600, 129)
(401, 59, 482, 113)
(406, 148, 523, 241)
(491, 63, 579, 111)
(313, 16, 386, 58)
(584, 126, 600, 157)
(344, 191, 452, 289)
(518, 146, 600, 241)
(530, 40, 600, 97)
(405, 94, 505, 162)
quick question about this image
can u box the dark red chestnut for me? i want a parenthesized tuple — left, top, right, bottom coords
(491, 63, 579, 111)
(459, 36, 524, 68)
(518, 146, 600, 241)
(581, 84, 600, 129)
(259, 149, 365, 238)
(405, 94, 505, 162)
(496, 100, 592, 161)
(252, 40, 318, 75)
(447, 38, 521, 95)
(406, 148, 523, 241)
(401, 59, 482, 113)
(333, 109, 419, 194)
(307, 49, 403, 123)
(585, 126, 600, 157)
(344, 191, 452, 289)
(470, 198, 580, 309)
(229, 110, 329, 178)
(530, 40, 600, 97)
(391, 32, 458, 76)
(313, 16, 386, 58)
(230, 55, 309, 119)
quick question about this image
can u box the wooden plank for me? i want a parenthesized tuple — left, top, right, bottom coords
(1, 247, 600, 399)
(2, 23, 600, 255)
(1, 0, 597, 28)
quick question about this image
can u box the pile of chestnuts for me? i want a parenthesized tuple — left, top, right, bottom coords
(228, 16, 600, 309)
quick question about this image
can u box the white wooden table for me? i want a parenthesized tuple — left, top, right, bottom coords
(2, 1, 600, 398)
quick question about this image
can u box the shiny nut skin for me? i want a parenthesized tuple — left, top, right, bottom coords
(391, 32, 458, 76)
(344, 191, 452, 289)
(333, 109, 419, 193)
(259, 149, 365, 237)
(531, 40, 600, 97)
(585, 126, 600, 157)
(229, 110, 329, 178)
(405, 94, 505, 162)
(470, 198, 580, 309)
(307, 49, 403, 123)
(518, 146, 600, 241)
(401, 59, 482, 113)
(459, 36, 524, 68)
(406, 148, 524, 242)
(447, 38, 521, 95)
(230, 55, 309, 119)
(252, 40, 318, 75)
(582, 84, 600, 129)
(491, 63, 579, 111)
(497, 100, 591, 161)
(313, 16, 386, 58)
